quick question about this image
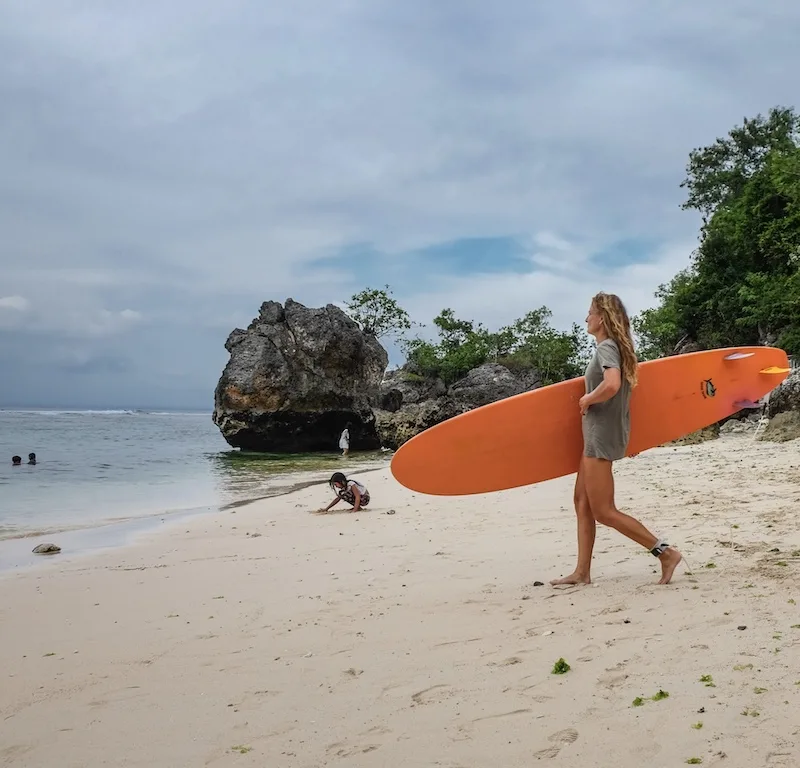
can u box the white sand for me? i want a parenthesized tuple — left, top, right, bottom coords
(2, 435, 800, 767)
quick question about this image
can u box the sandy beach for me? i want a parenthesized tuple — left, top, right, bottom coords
(2, 434, 800, 767)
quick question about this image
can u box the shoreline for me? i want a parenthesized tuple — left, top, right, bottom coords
(2, 434, 800, 766)
(0, 503, 218, 575)
(0, 460, 391, 574)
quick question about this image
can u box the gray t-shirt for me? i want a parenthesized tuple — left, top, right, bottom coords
(581, 338, 631, 461)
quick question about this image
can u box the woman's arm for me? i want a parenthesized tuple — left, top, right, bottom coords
(322, 496, 342, 512)
(584, 367, 621, 405)
(578, 367, 621, 414)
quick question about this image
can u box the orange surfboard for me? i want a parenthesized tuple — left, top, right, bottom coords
(390, 347, 791, 496)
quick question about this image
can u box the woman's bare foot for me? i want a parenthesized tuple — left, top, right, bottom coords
(657, 547, 682, 584)
(549, 572, 591, 586)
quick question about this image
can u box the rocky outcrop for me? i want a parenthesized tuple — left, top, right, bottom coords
(666, 423, 720, 446)
(376, 398, 464, 450)
(759, 370, 800, 441)
(213, 299, 388, 452)
(447, 363, 541, 408)
(766, 370, 800, 418)
(375, 363, 541, 449)
(379, 368, 447, 412)
(760, 411, 800, 442)
(720, 417, 758, 435)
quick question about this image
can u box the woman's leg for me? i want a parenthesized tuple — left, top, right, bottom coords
(582, 456, 682, 584)
(550, 458, 595, 585)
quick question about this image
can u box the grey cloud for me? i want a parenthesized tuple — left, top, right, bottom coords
(57, 354, 130, 375)
(1, 0, 799, 407)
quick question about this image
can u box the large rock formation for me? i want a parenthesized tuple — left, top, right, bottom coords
(213, 299, 388, 452)
(375, 363, 541, 449)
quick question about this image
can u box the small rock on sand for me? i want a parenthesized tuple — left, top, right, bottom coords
(32, 543, 61, 555)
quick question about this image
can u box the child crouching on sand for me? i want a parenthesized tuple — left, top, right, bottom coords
(318, 472, 370, 513)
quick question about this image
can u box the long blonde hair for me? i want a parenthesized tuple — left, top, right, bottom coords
(592, 292, 638, 388)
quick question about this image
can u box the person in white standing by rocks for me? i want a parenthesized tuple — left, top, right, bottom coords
(339, 424, 351, 457)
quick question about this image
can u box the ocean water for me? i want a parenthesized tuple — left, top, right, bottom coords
(0, 409, 389, 541)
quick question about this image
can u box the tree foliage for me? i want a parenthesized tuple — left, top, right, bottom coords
(507, 309, 591, 385)
(680, 106, 800, 217)
(344, 285, 411, 339)
(635, 106, 800, 358)
(343, 286, 588, 385)
(402, 306, 590, 386)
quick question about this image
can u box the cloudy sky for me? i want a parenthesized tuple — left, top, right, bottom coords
(2, 1, 799, 409)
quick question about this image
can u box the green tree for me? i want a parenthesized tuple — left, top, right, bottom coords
(737, 270, 800, 350)
(632, 269, 707, 359)
(402, 309, 492, 384)
(431, 308, 476, 351)
(345, 285, 411, 339)
(402, 306, 589, 386)
(634, 107, 800, 358)
(680, 106, 800, 217)
(485, 326, 517, 360)
(504, 308, 590, 384)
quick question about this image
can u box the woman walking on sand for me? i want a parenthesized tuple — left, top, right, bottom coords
(550, 292, 682, 586)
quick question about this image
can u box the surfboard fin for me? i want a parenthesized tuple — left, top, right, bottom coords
(760, 366, 791, 374)
(724, 352, 755, 360)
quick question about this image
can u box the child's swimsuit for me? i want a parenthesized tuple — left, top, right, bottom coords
(339, 479, 370, 506)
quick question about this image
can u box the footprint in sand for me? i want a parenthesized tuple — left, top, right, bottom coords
(458, 709, 533, 739)
(533, 728, 579, 759)
(411, 684, 454, 706)
(597, 661, 632, 689)
(326, 743, 381, 758)
(550, 728, 579, 744)
(577, 643, 601, 662)
(343, 668, 364, 678)
(325, 726, 392, 757)
(470, 709, 531, 725)
(0, 746, 33, 761)
(597, 671, 629, 689)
